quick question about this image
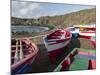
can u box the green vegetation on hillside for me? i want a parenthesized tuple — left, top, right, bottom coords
(11, 8, 96, 28)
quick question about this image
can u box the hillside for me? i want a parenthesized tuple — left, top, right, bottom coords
(11, 8, 96, 27)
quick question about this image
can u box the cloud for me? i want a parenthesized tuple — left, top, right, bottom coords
(12, 1, 95, 19)
(12, 1, 41, 18)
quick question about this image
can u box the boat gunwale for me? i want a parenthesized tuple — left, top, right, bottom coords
(54, 48, 96, 71)
(11, 38, 39, 70)
(46, 29, 72, 41)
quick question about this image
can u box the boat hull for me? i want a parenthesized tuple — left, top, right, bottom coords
(54, 48, 96, 71)
(65, 27, 79, 38)
(44, 37, 71, 52)
(12, 54, 37, 74)
(44, 36, 71, 64)
(72, 33, 79, 38)
(79, 32, 95, 39)
(11, 38, 38, 74)
(43, 30, 72, 64)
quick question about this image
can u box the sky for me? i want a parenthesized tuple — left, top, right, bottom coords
(12, 0, 95, 19)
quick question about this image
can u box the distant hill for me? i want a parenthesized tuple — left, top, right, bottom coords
(11, 8, 96, 27)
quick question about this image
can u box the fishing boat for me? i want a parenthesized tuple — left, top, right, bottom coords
(54, 48, 96, 71)
(73, 24, 96, 39)
(11, 38, 38, 74)
(79, 31, 95, 39)
(43, 29, 72, 64)
(74, 24, 96, 31)
(65, 27, 79, 38)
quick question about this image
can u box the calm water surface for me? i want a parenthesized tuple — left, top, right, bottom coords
(12, 25, 49, 33)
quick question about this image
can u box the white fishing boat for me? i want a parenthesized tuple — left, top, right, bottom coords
(73, 24, 96, 31)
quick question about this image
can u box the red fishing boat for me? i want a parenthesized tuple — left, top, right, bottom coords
(74, 24, 96, 39)
(79, 31, 95, 39)
(11, 38, 38, 74)
(43, 29, 72, 64)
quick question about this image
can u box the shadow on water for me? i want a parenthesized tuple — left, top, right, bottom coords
(28, 38, 81, 73)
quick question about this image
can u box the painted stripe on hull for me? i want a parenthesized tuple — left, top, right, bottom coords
(45, 39, 71, 52)
(12, 63, 30, 74)
(77, 54, 96, 60)
(80, 31, 95, 33)
(79, 33, 95, 37)
(48, 38, 70, 45)
(12, 55, 36, 74)
(43, 30, 72, 52)
(78, 51, 95, 56)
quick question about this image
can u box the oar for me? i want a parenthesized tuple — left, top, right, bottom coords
(14, 39, 19, 63)
(19, 39, 24, 60)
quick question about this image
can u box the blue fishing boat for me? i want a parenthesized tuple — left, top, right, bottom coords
(65, 27, 79, 38)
